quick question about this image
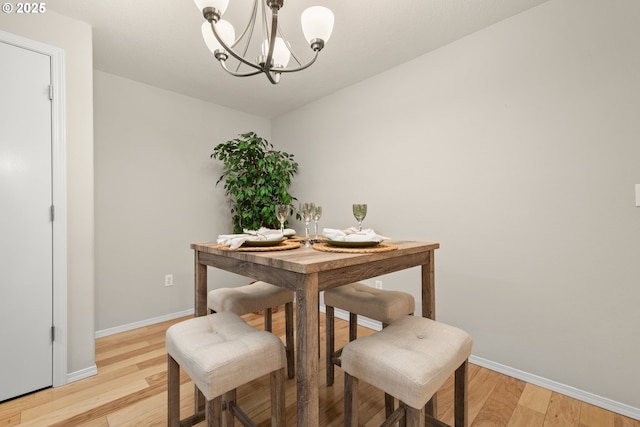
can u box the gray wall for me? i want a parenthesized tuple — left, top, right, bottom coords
(93, 71, 270, 331)
(273, 0, 640, 410)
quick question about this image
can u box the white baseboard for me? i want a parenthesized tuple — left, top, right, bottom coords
(94, 309, 194, 339)
(65, 310, 194, 385)
(324, 306, 639, 421)
(66, 364, 97, 384)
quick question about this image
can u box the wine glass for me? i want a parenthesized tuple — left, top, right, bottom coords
(300, 202, 316, 247)
(313, 205, 322, 241)
(352, 204, 367, 231)
(275, 204, 290, 234)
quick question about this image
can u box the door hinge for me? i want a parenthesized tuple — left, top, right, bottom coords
(50, 205, 55, 221)
(51, 326, 55, 342)
(49, 84, 54, 100)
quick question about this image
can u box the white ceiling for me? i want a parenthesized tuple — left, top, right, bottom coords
(48, 0, 549, 119)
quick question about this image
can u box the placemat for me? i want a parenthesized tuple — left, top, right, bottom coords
(313, 242, 398, 253)
(215, 240, 301, 252)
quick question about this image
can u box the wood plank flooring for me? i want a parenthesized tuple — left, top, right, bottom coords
(1, 310, 638, 427)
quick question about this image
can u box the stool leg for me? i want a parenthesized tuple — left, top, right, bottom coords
(206, 396, 223, 427)
(344, 372, 359, 427)
(326, 305, 335, 386)
(425, 396, 436, 419)
(404, 404, 425, 427)
(167, 355, 180, 427)
(454, 359, 469, 427)
(285, 301, 295, 379)
(271, 368, 286, 426)
(349, 312, 358, 342)
(318, 306, 321, 360)
(223, 389, 236, 427)
(385, 393, 395, 418)
(264, 307, 273, 332)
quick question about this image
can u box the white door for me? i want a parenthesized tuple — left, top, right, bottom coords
(0, 40, 54, 401)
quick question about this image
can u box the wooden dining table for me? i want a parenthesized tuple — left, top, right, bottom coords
(190, 239, 440, 427)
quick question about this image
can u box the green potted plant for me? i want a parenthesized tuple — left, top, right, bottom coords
(212, 132, 299, 233)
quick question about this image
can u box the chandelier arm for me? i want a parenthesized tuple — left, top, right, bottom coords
(276, 51, 320, 73)
(209, 21, 262, 72)
(276, 25, 303, 67)
(265, 71, 279, 84)
(232, 0, 259, 73)
(219, 61, 264, 78)
(232, 0, 259, 49)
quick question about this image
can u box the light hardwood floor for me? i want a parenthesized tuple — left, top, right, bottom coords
(1, 310, 638, 427)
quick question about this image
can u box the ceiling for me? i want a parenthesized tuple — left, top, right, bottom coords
(48, 0, 549, 119)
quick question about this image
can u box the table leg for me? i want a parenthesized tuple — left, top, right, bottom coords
(194, 251, 208, 318)
(295, 274, 320, 427)
(421, 249, 435, 320)
(422, 249, 437, 418)
(193, 251, 207, 413)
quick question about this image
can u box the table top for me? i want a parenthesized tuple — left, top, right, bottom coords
(191, 240, 440, 275)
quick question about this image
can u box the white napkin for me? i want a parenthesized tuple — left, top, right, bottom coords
(322, 227, 389, 242)
(282, 228, 297, 237)
(217, 227, 284, 249)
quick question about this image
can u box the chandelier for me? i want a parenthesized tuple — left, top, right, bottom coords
(194, 0, 335, 84)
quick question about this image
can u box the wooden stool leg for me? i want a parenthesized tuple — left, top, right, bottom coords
(405, 404, 425, 427)
(223, 390, 235, 427)
(454, 359, 469, 427)
(285, 301, 295, 379)
(318, 306, 321, 359)
(206, 395, 223, 427)
(385, 393, 395, 418)
(425, 396, 436, 419)
(326, 305, 335, 386)
(167, 355, 180, 427)
(196, 389, 206, 418)
(264, 307, 273, 332)
(344, 372, 359, 427)
(348, 312, 358, 341)
(271, 368, 286, 426)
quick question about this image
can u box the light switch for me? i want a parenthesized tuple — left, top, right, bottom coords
(636, 184, 640, 207)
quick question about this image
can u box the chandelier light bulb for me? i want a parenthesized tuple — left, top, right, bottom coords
(201, 20, 235, 55)
(194, 0, 229, 15)
(262, 37, 291, 68)
(301, 6, 334, 47)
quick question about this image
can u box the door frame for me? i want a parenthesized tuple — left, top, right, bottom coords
(0, 30, 67, 388)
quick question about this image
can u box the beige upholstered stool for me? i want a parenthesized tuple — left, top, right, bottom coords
(324, 282, 415, 386)
(208, 281, 295, 378)
(166, 312, 286, 427)
(342, 315, 472, 427)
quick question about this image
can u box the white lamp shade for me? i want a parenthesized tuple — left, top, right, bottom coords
(301, 6, 334, 44)
(194, 0, 229, 15)
(201, 20, 235, 53)
(262, 37, 291, 67)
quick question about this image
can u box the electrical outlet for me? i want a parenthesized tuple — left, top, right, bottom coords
(374, 280, 383, 289)
(165, 274, 173, 287)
